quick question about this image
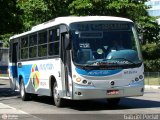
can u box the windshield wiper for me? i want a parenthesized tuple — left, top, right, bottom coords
(75, 58, 141, 68)
(104, 58, 138, 65)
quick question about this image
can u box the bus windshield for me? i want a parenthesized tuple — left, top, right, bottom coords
(70, 21, 143, 67)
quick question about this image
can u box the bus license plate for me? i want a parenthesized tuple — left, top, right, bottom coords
(107, 90, 119, 95)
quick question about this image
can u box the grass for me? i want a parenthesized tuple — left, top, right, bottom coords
(0, 74, 9, 77)
(145, 77, 160, 85)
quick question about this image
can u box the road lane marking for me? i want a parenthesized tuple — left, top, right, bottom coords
(0, 103, 43, 120)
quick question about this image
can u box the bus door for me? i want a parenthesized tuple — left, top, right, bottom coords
(10, 41, 18, 90)
(60, 25, 71, 97)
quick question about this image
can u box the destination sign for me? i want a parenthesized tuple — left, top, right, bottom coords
(71, 22, 130, 31)
(91, 23, 130, 30)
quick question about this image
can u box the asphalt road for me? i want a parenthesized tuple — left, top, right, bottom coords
(0, 79, 160, 120)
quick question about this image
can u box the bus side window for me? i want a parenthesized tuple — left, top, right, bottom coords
(48, 28, 60, 56)
(29, 34, 37, 58)
(21, 36, 28, 59)
(38, 31, 47, 57)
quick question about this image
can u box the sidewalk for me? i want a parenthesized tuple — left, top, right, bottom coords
(0, 103, 42, 120)
(145, 85, 160, 90)
(0, 77, 9, 81)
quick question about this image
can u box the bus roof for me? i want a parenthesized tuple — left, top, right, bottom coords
(10, 16, 133, 39)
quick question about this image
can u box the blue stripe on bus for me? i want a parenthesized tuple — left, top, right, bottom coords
(9, 65, 32, 85)
(75, 67, 122, 76)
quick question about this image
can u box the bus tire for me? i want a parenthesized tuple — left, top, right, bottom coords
(106, 98, 120, 106)
(20, 79, 30, 101)
(53, 82, 65, 107)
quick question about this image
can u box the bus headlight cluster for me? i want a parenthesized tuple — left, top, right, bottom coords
(75, 77, 93, 86)
(132, 75, 144, 83)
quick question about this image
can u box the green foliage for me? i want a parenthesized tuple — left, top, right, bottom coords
(17, 0, 49, 30)
(142, 43, 160, 59)
(142, 43, 160, 71)
(137, 17, 160, 44)
(17, 0, 72, 30)
(144, 59, 160, 72)
(0, 34, 13, 47)
(0, 0, 22, 34)
(44, 0, 71, 18)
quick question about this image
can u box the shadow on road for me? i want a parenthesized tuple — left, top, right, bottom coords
(0, 80, 20, 99)
(0, 88, 20, 98)
(31, 95, 160, 111)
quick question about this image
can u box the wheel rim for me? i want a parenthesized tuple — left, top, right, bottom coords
(54, 84, 60, 103)
(21, 83, 25, 97)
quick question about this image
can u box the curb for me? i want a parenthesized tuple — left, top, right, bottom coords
(145, 85, 160, 89)
(0, 77, 9, 80)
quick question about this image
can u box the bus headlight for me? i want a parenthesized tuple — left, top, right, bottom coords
(139, 75, 143, 79)
(76, 77, 81, 82)
(82, 80, 87, 84)
(135, 77, 139, 81)
(75, 78, 93, 86)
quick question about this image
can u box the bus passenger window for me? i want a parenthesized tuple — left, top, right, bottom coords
(48, 42, 59, 56)
(29, 34, 37, 46)
(29, 34, 37, 58)
(38, 31, 47, 57)
(29, 46, 37, 58)
(38, 44, 47, 57)
(21, 36, 28, 59)
(48, 28, 60, 56)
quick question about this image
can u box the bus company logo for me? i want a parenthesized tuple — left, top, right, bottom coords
(39, 63, 54, 71)
(124, 70, 137, 75)
(30, 64, 40, 91)
(88, 71, 109, 75)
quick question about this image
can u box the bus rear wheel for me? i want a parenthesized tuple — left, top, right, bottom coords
(53, 82, 65, 107)
(20, 80, 30, 101)
(106, 98, 121, 106)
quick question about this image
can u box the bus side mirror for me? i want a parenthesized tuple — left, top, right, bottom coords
(65, 33, 71, 50)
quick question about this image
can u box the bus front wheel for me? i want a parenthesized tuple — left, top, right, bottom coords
(53, 82, 65, 107)
(20, 80, 30, 101)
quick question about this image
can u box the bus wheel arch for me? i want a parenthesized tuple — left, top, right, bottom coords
(49, 75, 56, 96)
(19, 76, 30, 101)
(49, 75, 65, 107)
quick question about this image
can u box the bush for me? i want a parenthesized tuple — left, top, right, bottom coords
(0, 34, 13, 47)
(144, 59, 160, 72)
(142, 43, 160, 60)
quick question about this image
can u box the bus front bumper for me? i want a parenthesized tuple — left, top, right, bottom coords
(73, 83, 144, 100)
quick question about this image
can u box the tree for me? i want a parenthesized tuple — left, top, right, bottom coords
(43, 0, 72, 19)
(0, 0, 22, 34)
(17, 0, 72, 31)
(17, 0, 49, 31)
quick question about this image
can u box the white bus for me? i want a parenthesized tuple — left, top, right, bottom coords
(9, 16, 144, 107)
